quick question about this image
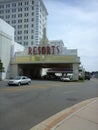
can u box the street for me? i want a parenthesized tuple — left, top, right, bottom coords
(0, 79, 98, 130)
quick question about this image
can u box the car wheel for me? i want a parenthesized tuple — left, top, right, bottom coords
(28, 81, 31, 85)
(18, 82, 21, 86)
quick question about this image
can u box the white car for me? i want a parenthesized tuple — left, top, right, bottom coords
(8, 76, 31, 86)
(60, 76, 71, 82)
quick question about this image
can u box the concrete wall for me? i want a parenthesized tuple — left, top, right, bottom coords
(0, 19, 14, 79)
(0, 32, 13, 79)
(73, 63, 79, 80)
(10, 64, 18, 78)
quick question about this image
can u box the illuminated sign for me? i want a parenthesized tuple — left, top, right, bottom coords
(28, 46, 60, 55)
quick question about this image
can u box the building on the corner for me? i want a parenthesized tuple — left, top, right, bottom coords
(0, 0, 48, 46)
(0, 18, 24, 79)
(0, 18, 14, 79)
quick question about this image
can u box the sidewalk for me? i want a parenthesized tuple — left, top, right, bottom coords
(30, 97, 98, 130)
(51, 98, 98, 130)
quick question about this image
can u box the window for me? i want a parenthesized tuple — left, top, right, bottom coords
(32, 18, 34, 21)
(18, 30, 22, 34)
(18, 14, 22, 17)
(24, 42, 28, 46)
(12, 9, 16, 13)
(32, 1, 34, 4)
(18, 36, 22, 40)
(0, 10, 4, 14)
(24, 24, 28, 28)
(25, 1, 29, 5)
(0, 5, 4, 8)
(6, 15, 10, 19)
(31, 30, 34, 33)
(12, 20, 16, 24)
(6, 9, 10, 13)
(18, 8, 22, 12)
(12, 14, 16, 18)
(24, 36, 28, 40)
(24, 30, 28, 34)
(24, 7, 29, 11)
(32, 12, 34, 16)
(31, 41, 33, 45)
(31, 24, 34, 27)
(31, 36, 33, 39)
(0, 16, 3, 19)
(18, 2, 22, 6)
(18, 25, 22, 28)
(6, 4, 10, 8)
(12, 3, 16, 7)
(18, 19, 22, 23)
(13, 25, 16, 29)
(24, 19, 28, 22)
(24, 13, 29, 17)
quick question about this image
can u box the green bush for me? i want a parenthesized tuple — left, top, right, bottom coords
(0, 59, 4, 72)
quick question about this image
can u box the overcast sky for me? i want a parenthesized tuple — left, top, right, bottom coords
(44, 0, 98, 72)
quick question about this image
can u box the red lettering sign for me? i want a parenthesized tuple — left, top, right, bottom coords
(42, 47, 46, 54)
(38, 47, 41, 54)
(47, 46, 51, 54)
(33, 47, 37, 55)
(51, 46, 55, 54)
(28, 47, 32, 55)
(57, 46, 60, 54)
(28, 46, 60, 55)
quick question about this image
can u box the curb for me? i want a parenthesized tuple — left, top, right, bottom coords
(29, 97, 97, 130)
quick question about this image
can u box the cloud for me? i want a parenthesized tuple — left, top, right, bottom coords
(44, 0, 98, 71)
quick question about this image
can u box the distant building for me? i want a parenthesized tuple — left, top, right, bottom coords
(0, 0, 48, 46)
(49, 40, 78, 56)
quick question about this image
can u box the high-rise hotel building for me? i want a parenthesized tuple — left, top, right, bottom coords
(0, 0, 48, 46)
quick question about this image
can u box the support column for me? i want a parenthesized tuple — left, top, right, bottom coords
(73, 63, 79, 81)
(10, 64, 18, 78)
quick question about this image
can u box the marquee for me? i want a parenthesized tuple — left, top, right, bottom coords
(28, 46, 60, 55)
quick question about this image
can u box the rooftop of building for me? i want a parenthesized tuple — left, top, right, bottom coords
(0, 18, 14, 39)
(0, 0, 48, 15)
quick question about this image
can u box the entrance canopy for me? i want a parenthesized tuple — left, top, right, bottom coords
(11, 54, 80, 64)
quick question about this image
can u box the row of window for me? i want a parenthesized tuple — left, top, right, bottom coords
(0, 1, 34, 8)
(17, 30, 37, 35)
(16, 41, 34, 46)
(0, 12, 34, 19)
(16, 39, 40, 46)
(2, 18, 34, 24)
(13, 24, 34, 29)
(14, 28, 35, 36)
(17, 35, 34, 40)
(0, 7, 34, 14)
(0, 7, 45, 15)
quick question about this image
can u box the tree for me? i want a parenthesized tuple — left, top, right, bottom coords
(0, 59, 4, 72)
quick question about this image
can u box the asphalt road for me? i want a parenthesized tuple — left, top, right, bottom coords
(0, 79, 98, 130)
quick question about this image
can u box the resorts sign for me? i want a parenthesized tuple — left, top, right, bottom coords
(28, 46, 60, 55)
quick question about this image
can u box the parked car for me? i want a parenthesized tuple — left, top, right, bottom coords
(85, 75, 90, 80)
(60, 76, 71, 82)
(8, 76, 31, 86)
